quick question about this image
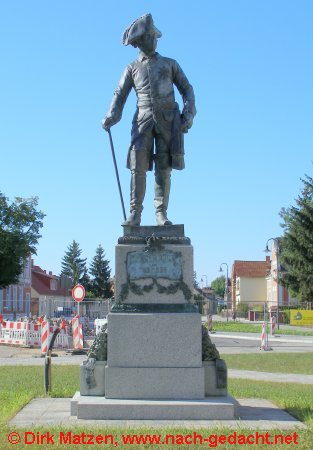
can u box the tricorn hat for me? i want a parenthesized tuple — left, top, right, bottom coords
(122, 13, 162, 46)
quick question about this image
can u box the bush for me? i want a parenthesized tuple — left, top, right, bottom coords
(252, 304, 265, 312)
(236, 303, 249, 314)
(282, 309, 290, 324)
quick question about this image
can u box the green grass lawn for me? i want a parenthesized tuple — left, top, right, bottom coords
(222, 352, 313, 375)
(210, 321, 313, 336)
(0, 365, 312, 449)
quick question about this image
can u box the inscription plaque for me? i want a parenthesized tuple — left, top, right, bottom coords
(127, 250, 182, 280)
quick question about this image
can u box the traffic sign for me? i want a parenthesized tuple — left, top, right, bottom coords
(72, 284, 85, 302)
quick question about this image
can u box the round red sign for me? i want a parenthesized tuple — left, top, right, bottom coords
(71, 284, 85, 302)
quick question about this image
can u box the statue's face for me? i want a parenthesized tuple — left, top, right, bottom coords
(136, 33, 157, 55)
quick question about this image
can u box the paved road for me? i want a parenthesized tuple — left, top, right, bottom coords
(0, 345, 84, 365)
(0, 329, 312, 366)
(1, 331, 312, 363)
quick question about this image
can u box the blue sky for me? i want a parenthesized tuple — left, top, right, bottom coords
(1, 1, 312, 286)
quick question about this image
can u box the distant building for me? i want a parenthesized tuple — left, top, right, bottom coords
(201, 286, 216, 315)
(31, 263, 72, 317)
(0, 258, 72, 319)
(231, 257, 271, 308)
(0, 255, 32, 319)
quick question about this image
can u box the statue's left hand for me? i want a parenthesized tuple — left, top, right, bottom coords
(181, 113, 193, 133)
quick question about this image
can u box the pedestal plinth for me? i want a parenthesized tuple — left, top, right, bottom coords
(72, 225, 234, 420)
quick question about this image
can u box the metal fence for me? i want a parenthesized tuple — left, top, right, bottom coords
(3, 296, 312, 331)
(197, 297, 313, 325)
(44, 298, 110, 334)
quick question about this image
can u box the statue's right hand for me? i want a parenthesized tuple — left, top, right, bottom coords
(101, 116, 114, 131)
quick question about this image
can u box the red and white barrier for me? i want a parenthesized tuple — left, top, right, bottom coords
(0, 320, 69, 350)
(0, 321, 28, 345)
(41, 321, 50, 353)
(271, 315, 276, 336)
(56, 329, 69, 348)
(72, 317, 83, 349)
(260, 321, 272, 351)
(27, 323, 41, 346)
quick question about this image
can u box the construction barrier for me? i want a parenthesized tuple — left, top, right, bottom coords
(41, 321, 50, 353)
(260, 321, 272, 351)
(0, 321, 28, 345)
(56, 329, 70, 348)
(0, 321, 69, 349)
(27, 323, 41, 346)
(72, 317, 83, 349)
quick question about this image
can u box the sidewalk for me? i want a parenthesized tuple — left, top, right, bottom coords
(9, 397, 306, 430)
(211, 331, 313, 344)
(228, 369, 313, 384)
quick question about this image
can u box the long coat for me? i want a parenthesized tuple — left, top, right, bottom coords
(106, 52, 196, 171)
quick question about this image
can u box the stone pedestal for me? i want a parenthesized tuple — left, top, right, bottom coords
(72, 225, 233, 420)
(105, 312, 203, 399)
(107, 313, 201, 367)
(115, 226, 193, 304)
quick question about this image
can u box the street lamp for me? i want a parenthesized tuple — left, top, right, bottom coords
(219, 263, 229, 322)
(264, 237, 280, 330)
(201, 275, 209, 315)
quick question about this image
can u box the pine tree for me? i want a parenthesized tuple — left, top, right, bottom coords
(279, 173, 313, 301)
(89, 244, 112, 298)
(60, 240, 87, 287)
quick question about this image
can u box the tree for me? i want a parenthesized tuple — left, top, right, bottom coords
(0, 192, 44, 288)
(80, 268, 91, 292)
(60, 240, 87, 287)
(89, 244, 112, 298)
(211, 275, 226, 298)
(193, 271, 199, 288)
(279, 173, 313, 301)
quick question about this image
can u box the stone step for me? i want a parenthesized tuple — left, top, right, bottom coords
(71, 393, 238, 420)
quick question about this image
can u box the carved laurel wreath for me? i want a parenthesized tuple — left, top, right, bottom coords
(119, 277, 192, 303)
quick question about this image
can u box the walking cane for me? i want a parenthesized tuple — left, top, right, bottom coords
(106, 129, 127, 221)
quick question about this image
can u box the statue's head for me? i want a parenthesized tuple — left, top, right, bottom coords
(122, 13, 161, 54)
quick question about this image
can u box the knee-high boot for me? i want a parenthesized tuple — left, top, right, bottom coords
(123, 170, 146, 226)
(154, 168, 173, 226)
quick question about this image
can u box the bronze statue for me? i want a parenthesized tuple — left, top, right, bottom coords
(102, 13, 196, 226)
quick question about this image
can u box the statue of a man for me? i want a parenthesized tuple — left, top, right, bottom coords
(102, 13, 196, 226)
